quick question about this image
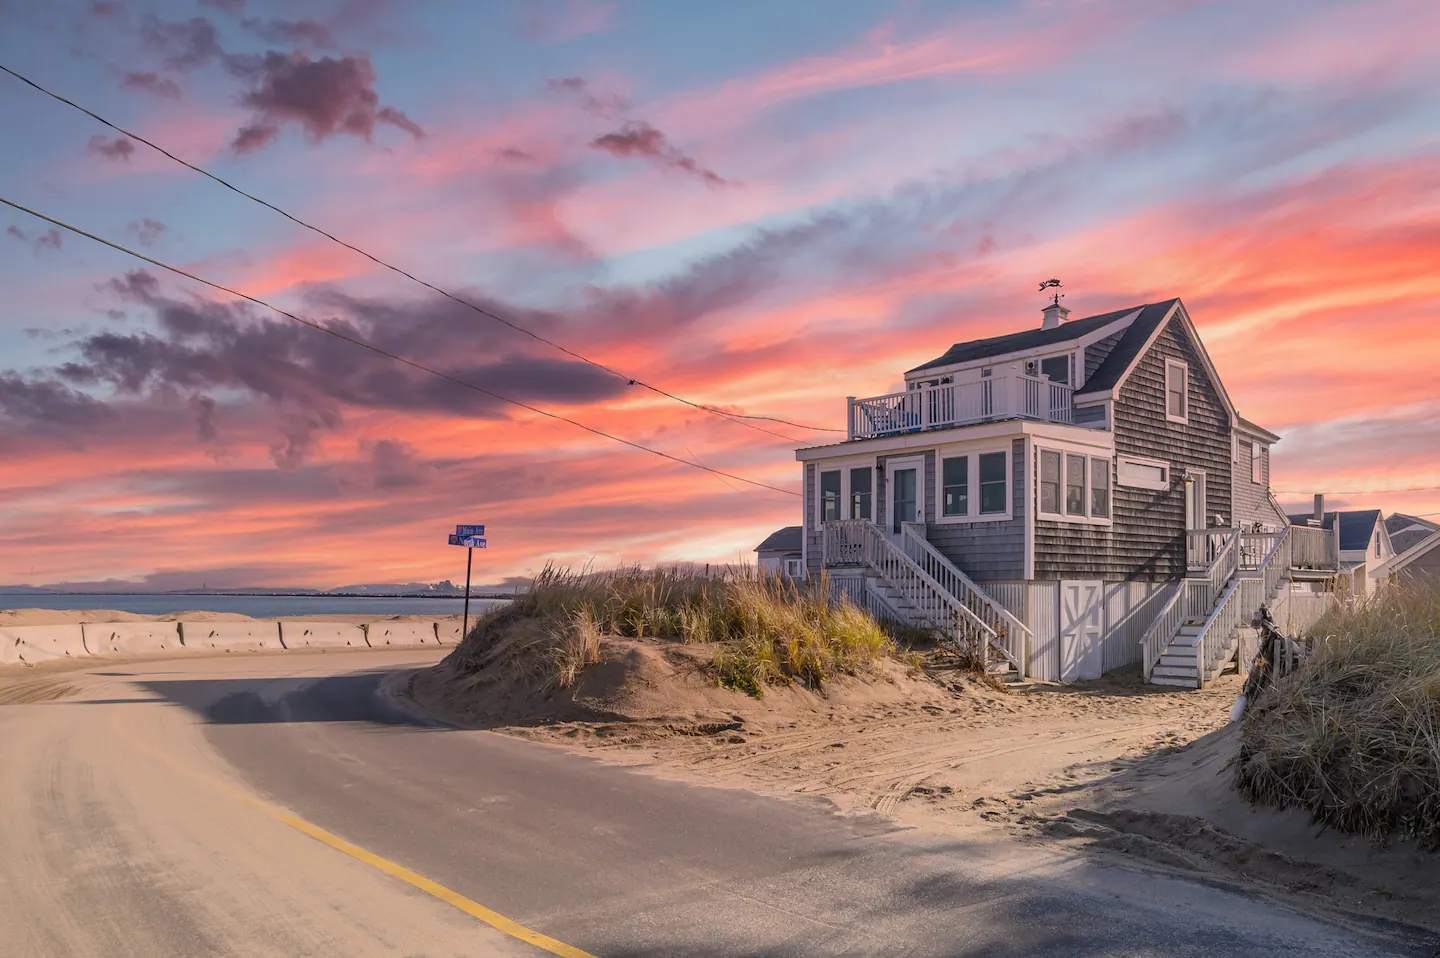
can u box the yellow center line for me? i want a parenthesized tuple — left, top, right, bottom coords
(236, 792, 599, 958)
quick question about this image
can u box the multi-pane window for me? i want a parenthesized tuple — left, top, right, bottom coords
(1066, 454, 1086, 515)
(941, 456, 968, 517)
(849, 467, 872, 520)
(1165, 360, 1188, 421)
(1039, 450, 1061, 515)
(1091, 457, 1110, 518)
(978, 452, 1007, 515)
(819, 470, 841, 523)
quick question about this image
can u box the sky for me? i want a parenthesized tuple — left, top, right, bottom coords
(1, 0, 1438, 591)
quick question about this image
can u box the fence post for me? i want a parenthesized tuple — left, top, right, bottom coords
(846, 396, 856, 440)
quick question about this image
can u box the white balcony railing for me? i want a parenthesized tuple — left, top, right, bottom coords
(848, 374, 1074, 440)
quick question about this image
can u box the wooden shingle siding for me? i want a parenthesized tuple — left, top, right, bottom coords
(1232, 439, 1283, 530)
(1035, 314, 1233, 580)
(922, 438, 1026, 581)
(1083, 330, 1125, 385)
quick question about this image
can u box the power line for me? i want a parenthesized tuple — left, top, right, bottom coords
(0, 195, 800, 499)
(0, 62, 845, 442)
(1275, 485, 1440, 496)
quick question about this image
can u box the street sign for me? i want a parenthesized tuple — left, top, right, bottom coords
(448, 535, 486, 548)
(455, 524, 485, 537)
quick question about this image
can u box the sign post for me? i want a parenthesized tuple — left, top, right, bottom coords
(448, 526, 485, 640)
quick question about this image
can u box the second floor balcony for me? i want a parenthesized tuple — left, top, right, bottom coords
(847, 373, 1075, 440)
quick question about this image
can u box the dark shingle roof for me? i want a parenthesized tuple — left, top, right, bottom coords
(754, 525, 802, 554)
(1074, 299, 1180, 395)
(1287, 510, 1382, 552)
(906, 304, 1146, 374)
(1387, 513, 1440, 554)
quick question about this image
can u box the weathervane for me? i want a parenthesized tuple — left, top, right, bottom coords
(1038, 278, 1063, 307)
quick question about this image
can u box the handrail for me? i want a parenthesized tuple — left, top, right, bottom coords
(900, 525, 1032, 641)
(847, 374, 1074, 440)
(1139, 581, 1185, 680)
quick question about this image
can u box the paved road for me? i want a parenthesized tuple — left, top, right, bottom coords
(0, 649, 1431, 957)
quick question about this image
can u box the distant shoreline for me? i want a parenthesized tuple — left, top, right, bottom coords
(0, 591, 518, 600)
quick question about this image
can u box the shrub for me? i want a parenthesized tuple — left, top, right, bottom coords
(1236, 583, 1440, 847)
(454, 563, 901, 696)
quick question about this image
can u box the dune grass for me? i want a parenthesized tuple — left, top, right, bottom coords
(1236, 582, 1440, 848)
(454, 564, 906, 696)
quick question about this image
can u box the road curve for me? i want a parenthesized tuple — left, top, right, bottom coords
(0, 649, 1430, 957)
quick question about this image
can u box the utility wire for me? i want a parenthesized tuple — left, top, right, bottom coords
(0, 195, 800, 498)
(0, 62, 844, 442)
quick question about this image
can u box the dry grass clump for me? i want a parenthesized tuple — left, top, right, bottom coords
(1236, 583, 1440, 848)
(453, 564, 903, 697)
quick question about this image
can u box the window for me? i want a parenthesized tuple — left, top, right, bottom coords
(1091, 457, 1110, 518)
(849, 467, 872, 520)
(978, 452, 1007, 515)
(783, 558, 804, 578)
(891, 467, 917, 533)
(1117, 455, 1170, 490)
(1066, 454, 1086, 515)
(1165, 359, 1188, 422)
(1040, 354, 1070, 385)
(941, 456, 968, 517)
(1039, 450, 1061, 515)
(819, 470, 841, 523)
(1251, 441, 1263, 484)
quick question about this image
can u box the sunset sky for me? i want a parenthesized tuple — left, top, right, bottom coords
(2, 0, 1438, 590)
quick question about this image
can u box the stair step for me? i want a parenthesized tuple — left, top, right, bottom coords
(1150, 664, 1198, 679)
(1149, 673, 1199, 688)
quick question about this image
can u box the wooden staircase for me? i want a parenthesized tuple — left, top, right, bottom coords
(1142, 529, 1292, 688)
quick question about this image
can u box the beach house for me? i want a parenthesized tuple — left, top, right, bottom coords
(796, 297, 1340, 686)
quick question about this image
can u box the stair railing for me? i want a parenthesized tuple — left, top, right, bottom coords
(1139, 529, 1238, 683)
(901, 523, 1029, 669)
(1140, 581, 1185, 680)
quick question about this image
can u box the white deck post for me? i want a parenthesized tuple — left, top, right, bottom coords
(846, 396, 856, 440)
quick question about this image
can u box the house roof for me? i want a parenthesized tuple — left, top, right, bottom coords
(1386, 513, 1440, 555)
(1235, 415, 1282, 443)
(906, 304, 1145, 374)
(1381, 528, 1440, 576)
(1287, 509, 1382, 552)
(754, 525, 803, 554)
(1074, 299, 1180, 395)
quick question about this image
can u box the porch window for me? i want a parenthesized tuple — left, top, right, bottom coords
(1251, 441, 1263, 484)
(1039, 450, 1061, 515)
(1165, 359, 1188, 423)
(978, 452, 1007, 515)
(941, 456, 968, 517)
(849, 466, 872, 521)
(819, 470, 841, 523)
(1091, 457, 1110, 518)
(1066, 454, 1086, 515)
(1040, 354, 1070, 385)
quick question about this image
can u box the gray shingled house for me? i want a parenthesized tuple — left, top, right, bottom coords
(1286, 505, 1394, 595)
(754, 526, 804, 579)
(796, 297, 1339, 686)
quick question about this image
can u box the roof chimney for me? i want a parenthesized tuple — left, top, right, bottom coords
(1313, 494, 1325, 523)
(1041, 301, 1070, 330)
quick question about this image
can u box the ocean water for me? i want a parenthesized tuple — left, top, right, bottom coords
(0, 593, 508, 619)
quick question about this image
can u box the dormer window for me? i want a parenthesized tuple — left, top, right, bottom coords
(1165, 359, 1188, 423)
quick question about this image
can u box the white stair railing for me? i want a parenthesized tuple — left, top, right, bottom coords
(1139, 530, 1238, 683)
(1140, 581, 1185, 681)
(900, 524, 1028, 669)
(821, 520, 1003, 664)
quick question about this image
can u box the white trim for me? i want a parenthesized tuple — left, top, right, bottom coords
(1034, 442, 1113, 526)
(1184, 469, 1207, 532)
(800, 463, 809, 572)
(1116, 454, 1170, 490)
(1095, 300, 1239, 429)
(1375, 528, 1440, 577)
(795, 417, 1112, 461)
(1164, 358, 1189, 424)
(1250, 440, 1263, 485)
(1023, 436, 1035, 579)
(933, 441, 1013, 524)
(884, 455, 926, 535)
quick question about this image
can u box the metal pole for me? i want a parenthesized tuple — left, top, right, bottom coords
(462, 546, 473, 641)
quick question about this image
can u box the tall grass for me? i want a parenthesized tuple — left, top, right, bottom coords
(455, 564, 901, 696)
(1236, 583, 1440, 847)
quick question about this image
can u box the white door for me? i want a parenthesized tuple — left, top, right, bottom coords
(884, 456, 924, 544)
(1059, 580, 1104, 682)
(1184, 469, 1207, 569)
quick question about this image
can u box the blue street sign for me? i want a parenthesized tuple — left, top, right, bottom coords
(455, 524, 485, 537)
(448, 535, 486, 548)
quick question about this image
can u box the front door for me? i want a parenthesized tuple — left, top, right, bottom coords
(885, 456, 924, 543)
(1059, 580, 1104, 682)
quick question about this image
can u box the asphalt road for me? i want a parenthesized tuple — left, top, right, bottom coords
(0, 649, 1432, 957)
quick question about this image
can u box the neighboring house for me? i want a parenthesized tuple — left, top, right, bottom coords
(754, 526, 804, 579)
(1386, 513, 1440, 557)
(1374, 526, 1440, 584)
(797, 297, 1339, 687)
(1286, 504, 1394, 595)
